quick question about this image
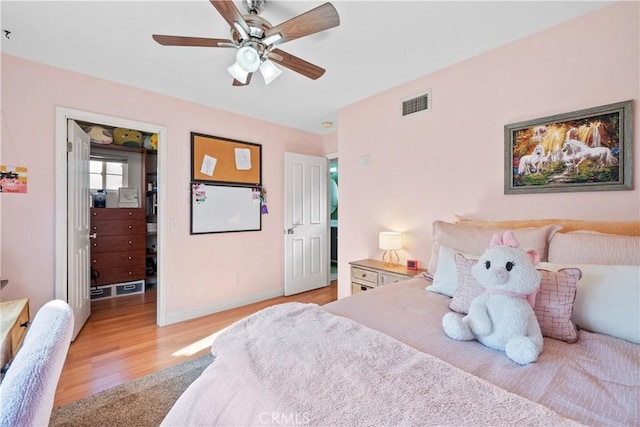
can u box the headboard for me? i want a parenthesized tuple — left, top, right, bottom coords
(455, 217, 640, 236)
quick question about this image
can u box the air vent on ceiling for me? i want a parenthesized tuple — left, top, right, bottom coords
(401, 90, 432, 117)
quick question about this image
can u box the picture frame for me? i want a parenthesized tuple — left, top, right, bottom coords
(504, 100, 633, 194)
(118, 187, 139, 208)
(191, 132, 262, 185)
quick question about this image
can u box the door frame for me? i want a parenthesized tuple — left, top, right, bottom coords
(326, 151, 338, 281)
(55, 107, 168, 326)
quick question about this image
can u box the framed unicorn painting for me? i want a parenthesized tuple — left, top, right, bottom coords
(504, 100, 633, 194)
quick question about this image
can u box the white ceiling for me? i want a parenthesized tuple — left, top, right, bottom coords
(1, 1, 610, 134)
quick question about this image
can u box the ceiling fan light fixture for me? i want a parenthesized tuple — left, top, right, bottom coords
(227, 62, 249, 84)
(155, 1, 340, 87)
(259, 59, 282, 85)
(261, 33, 282, 46)
(236, 46, 261, 72)
(232, 21, 249, 41)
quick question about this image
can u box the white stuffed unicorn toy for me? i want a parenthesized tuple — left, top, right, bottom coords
(442, 231, 544, 365)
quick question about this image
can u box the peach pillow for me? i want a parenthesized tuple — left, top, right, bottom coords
(427, 221, 559, 277)
(548, 231, 640, 265)
(450, 253, 582, 343)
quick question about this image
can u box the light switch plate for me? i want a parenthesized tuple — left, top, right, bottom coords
(359, 155, 371, 168)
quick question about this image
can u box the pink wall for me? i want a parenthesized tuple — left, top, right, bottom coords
(1, 54, 323, 318)
(323, 131, 338, 154)
(337, 2, 640, 298)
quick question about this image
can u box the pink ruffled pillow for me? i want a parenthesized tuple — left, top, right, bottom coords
(450, 253, 582, 343)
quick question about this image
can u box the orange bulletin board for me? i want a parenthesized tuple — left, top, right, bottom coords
(191, 132, 262, 185)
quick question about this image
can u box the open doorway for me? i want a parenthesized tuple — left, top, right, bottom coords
(55, 107, 167, 333)
(83, 122, 158, 292)
(328, 155, 338, 281)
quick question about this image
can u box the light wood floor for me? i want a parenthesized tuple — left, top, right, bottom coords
(54, 282, 337, 407)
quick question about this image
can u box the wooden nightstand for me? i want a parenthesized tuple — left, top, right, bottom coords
(349, 259, 427, 295)
(0, 298, 30, 376)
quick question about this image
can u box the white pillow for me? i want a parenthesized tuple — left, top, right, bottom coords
(426, 245, 478, 297)
(538, 262, 640, 344)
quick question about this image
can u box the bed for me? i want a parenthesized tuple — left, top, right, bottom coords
(162, 219, 639, 426)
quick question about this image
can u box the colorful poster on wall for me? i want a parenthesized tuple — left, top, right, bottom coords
(0, 165, 28, 193)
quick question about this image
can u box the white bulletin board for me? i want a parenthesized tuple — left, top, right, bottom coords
(191, 183, 261, 234)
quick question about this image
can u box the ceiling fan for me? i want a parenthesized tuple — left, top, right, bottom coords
(152, 0, 340, 86)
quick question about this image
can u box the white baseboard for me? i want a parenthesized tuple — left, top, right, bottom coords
(161, 288, 284, 326)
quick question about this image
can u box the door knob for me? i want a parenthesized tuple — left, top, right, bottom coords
(285, 222, 302, 234)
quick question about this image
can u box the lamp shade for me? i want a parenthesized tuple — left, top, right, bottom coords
(379, 232, 402, 250)
(259, 59, 282, 85)
(227, 62, 249, 84)
(236, 46, 260, 72)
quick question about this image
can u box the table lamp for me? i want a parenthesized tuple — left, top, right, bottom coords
(379, 231, 403, 266)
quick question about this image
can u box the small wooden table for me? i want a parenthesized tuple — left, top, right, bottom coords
(0, 298, 30, 376)
(349, 259, 427, 294)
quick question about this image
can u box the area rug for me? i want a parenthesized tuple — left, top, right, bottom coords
(49, 354, 215, 427)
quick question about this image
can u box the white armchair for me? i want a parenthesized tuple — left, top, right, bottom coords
(0, 300, 74, 427)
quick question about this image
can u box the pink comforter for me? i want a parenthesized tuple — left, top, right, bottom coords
(324, 278, 640, 426)
(163, 301, 577, 426)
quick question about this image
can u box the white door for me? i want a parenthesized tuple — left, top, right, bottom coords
(284, 152, 328, 296)
(67, 120, 91, 339)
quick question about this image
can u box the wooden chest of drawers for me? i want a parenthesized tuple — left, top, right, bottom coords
(91, 208, 145, 286)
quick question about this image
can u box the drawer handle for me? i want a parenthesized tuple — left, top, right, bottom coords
(128, 256, 132, 260)
(92, 259, 97, 263)
(129, 212, 132, 216)
(123, 285, 136, 290)
(128, 241, 132, 244)
(93, 243, 97, 247)
(361, 273, 366, 277)
(128, 271, 132, 275)
(360, 286, 368, 291)
(93, 226, 97, 230)
(128, 225, 132, 229)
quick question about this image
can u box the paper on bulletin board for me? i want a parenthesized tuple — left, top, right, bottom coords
(234, 148, 251, 170)
(200, 154, 217, 177)
(0, 165, 28, 193)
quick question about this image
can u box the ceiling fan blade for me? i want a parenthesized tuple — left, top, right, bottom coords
(269, 49, 325, 80)
(153, 35, 235, 48)
(233, 73, 253, 86)
(210, 0, 250, 35)
(263, 2, 340, 46)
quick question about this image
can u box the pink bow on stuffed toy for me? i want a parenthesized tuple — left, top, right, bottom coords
(490, 230, 520, 248)
(490, 231, 540, 265)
